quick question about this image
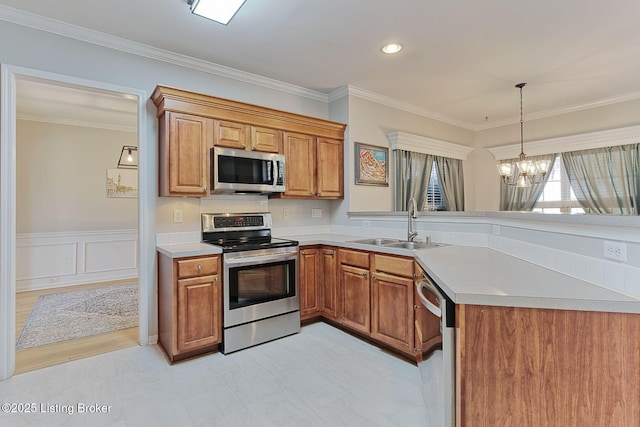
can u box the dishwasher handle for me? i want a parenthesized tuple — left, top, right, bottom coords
(417, 280, 443, 319)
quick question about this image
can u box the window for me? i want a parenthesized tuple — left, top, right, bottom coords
(425, 163, 444, 211)
(533, 156, 584, 214)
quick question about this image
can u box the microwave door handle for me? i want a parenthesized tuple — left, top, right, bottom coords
(272, 159, 277, 186)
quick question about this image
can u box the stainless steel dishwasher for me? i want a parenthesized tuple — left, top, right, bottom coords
(416, 273, 455, 427)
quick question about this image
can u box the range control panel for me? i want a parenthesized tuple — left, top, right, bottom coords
(202, 212, 272, 232)
(214, 215, 264, 228)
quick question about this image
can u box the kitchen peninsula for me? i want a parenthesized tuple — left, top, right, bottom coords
(158, 229, 640, 426)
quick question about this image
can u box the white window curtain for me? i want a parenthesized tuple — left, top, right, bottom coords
(562, 144, 639, 215)
(499, 154, 556, 211)
(434, 155, 465, 211)
(394, 150, 434, 211)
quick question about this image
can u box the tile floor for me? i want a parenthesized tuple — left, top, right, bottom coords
(0, 323, 428, 426)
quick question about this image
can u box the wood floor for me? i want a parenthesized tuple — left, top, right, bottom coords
(15, 279, 139, 375)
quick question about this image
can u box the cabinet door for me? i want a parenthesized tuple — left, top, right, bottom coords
(251, 126, 281, 153)
(213, 120, 248, 149)
(300, 248, 320, 319)
(320, 248, 338, 319)
(340, 264, 370, 334)
(316, 138, 344, 198)
(283, 132, 316, 197)
(176, 275, 221, 353)
(371, 272, 414, 353)
(414, 263, 441, 353)
(163, 112, 212, 196)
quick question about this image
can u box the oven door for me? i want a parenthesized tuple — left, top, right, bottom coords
(223, 247, 299, 327)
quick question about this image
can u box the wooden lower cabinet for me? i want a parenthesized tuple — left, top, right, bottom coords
(371, 272, 414, 353)
(158, 253, 222, 362)
(340, 263, 371, 334)
(299, 248, 320, 320)
(319, 248, 338, 319)
(413, 263, 442, 353)
(457, 304, 640, 426)
(299, 246, 339, 321)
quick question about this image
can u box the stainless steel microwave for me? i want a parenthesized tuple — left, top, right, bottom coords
(211, 147, 286, 194)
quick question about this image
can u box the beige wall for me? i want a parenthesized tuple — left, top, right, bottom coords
(16, 120, 138, 233)
(472, 99, 640, 211)
(345, 95, 474, 212)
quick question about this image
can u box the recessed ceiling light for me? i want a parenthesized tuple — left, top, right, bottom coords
(381, 43, 403, 54)
(190, 0, 246, 25)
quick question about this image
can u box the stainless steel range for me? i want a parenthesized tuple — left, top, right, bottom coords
(201, 212, 300, 354)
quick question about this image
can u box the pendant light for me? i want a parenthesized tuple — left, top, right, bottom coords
(496, 83, 550, 187)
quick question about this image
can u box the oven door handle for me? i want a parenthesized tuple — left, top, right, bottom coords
(225, 253, 297, 267)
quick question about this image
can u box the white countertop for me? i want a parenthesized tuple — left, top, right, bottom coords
(157, 242, 222, 258)
(157, 233, 640, 313)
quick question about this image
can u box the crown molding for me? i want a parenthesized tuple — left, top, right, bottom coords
(346, 85, 476, 130)
(387, 131, 474, 160)
(486, 125, 640, 160)
(0, 5, 329, 103)
(474, 91, 640, 131)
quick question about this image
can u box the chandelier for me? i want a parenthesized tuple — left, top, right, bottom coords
(496, 83, 551, 187)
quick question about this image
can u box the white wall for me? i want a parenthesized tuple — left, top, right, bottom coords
(16, 120, 137, 233)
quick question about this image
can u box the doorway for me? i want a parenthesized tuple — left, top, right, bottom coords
(0, 65, 151, 379)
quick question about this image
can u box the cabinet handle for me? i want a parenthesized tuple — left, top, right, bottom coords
(203, 186, 208, 192)
(362, 272, 368, 277)
(318, 192, 322, 196)
(414, 305, 421, 310)
(251, 145, 256, 150)
(371, 274, 376, 279)
(214, 276, 219, 282)
(197, 264, 202, 271)
(242, 143, 246, 148)
(413, 273, 420, 279)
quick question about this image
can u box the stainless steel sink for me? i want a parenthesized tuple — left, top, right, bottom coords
(383, 241, 441, 250)
(348, 238, 400, 246)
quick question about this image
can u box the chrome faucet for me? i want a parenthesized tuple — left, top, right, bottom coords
(407, 197, 418, 241)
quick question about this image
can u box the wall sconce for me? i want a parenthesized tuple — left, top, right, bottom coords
(118, 145, 138, 169)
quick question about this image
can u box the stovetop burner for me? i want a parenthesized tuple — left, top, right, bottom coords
(201, 212, 298, 253)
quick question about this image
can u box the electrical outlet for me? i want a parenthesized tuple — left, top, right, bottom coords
(283, 208, 289, 219)
(604, 240, 627, 262)
(173, 209, 183, 223)
(311, 208, 322, 218)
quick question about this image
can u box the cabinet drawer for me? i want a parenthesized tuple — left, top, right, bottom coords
(177, 256, 219, 279)
(372, 254, 414, 278)
(339, 249, 369, 269)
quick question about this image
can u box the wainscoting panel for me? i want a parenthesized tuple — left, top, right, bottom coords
(16, 230, 138, 292)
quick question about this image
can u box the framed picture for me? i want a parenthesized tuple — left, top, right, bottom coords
(106, 168, 138, 198)
(355, 143, 389, 186)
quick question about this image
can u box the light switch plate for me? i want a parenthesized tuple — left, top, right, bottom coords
(311, 208, 322, 218)
(173, 209, 183, 223)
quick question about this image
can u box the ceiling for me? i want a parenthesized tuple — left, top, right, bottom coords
(3, 0, 640, 129)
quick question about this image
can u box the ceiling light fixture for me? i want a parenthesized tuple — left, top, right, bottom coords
(381, 43, 403, 54)
(189, 0, 246, 25)
(496, 83, 551, 187)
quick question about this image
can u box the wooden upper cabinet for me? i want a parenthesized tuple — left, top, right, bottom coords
(282, 133, 344, 199)
(213, 120, 246, 150)
(152, 85, 346, 198)
(251, 126, 281, 153)
(283, 132, 316, 197)
(159, 112, 212, 197)
(214, 120, 281, 153)
(316, 138, 344, 198)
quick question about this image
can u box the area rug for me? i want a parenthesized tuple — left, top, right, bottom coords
(16, 283, 138, 350)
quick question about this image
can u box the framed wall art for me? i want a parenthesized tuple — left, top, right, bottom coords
(355, 143, 389, 186)
(106, 168, 138, 198)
